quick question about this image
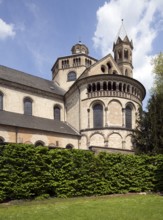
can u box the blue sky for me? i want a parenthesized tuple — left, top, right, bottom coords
(0, 0, 163, 108)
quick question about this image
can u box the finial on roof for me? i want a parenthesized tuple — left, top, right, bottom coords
(115, 19, 128, 41)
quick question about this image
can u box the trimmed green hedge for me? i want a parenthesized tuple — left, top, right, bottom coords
(0, 144, 163, 202)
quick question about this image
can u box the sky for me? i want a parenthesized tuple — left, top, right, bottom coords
(0, 0, 163, 108)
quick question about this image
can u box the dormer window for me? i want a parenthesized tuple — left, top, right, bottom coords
(67, 71, 76, 81)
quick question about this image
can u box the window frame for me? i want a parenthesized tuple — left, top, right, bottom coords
(67, 71, 77, 81)
(54, 105, 61, 121)
(24, 97, 33, 116)
(93, 103, 103, 128)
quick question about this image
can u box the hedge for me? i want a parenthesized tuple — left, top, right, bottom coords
(0, 144, 163, 202)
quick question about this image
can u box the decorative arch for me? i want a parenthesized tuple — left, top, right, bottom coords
(108, 132, 122, 149)
(67, 71, 76, 81)
(108, 99, 123, 108)
(35, 140, 45, 147)
(89, 100, 105, 109)
(24, 97, 33, 115)
(89, 132, 105, 147)
(108, 100, 122, 126)
(125, 134, 133, 150)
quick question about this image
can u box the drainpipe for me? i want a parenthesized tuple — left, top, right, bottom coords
(15, 127, 18, 143)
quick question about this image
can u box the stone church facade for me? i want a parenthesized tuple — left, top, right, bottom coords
(0, 28, 146, 153)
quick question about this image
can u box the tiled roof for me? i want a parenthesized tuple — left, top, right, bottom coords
(0, 65, 65, 96)
(0, 110, 80, 136)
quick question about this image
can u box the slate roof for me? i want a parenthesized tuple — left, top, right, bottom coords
(0, 65, 65, 96)
(0, 110, 80, 136)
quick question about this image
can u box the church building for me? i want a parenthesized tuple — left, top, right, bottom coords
(0, 24, 146, 153)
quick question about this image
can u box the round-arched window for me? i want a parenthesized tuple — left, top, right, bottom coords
(35, 141, 44, 147)
(125, 105, 132, 129)
(67, 71, 76, 81)
(93, 103, 103, 128)
(54, 106, 61, 121)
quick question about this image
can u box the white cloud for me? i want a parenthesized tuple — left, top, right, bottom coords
(0, 18, 16, 40)
(93, 0, 163, 107)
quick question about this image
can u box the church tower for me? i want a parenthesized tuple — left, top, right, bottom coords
(113, 20, 133, 77)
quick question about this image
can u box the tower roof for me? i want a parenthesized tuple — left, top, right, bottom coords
(114, 19, 133, 49)
(71, 42, 89, 55)
(115, 19, 128, 41)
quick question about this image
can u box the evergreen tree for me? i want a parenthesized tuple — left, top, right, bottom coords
(133, 53, 163, 154)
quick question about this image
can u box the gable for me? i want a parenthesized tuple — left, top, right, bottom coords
(79, 54, 121, 79)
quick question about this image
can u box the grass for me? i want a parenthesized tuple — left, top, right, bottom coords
(0, 194, 163, 220)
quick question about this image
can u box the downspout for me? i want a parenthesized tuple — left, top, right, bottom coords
(15, 127, 18, 143)
(77, 84, 81, 149)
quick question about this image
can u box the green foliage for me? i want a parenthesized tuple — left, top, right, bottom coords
(133, 53, 163, 154)
(0, 144, 163, 202)
(151, 52, 163, 95)
(133, 94, 163, 154)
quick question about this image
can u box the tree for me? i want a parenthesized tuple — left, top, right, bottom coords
(152, 52, 163, 95)
(133, 53, 163, 154)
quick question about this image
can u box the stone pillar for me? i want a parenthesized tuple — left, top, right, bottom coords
(122, 141, 125, 149)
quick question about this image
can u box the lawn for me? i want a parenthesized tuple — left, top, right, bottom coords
(0, 194, 163, 220)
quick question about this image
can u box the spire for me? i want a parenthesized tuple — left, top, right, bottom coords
(115, 19, 128, 42)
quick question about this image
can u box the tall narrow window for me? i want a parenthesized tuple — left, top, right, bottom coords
(0, 92, 3, 110)
(54, 106, 61, 120)
(67, 71, 76, 81)
(24, 97, 32, 115)
(125, 105, 132, 129)
(93, 104, 103, 128)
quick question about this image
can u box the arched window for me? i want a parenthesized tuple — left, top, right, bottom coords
(108, 82, 111, 91)
(54, 106, 61, 120)
(113, 82, 116, 91)
(101, 65, 106, 73)
(66, 144, 73, 149)
(35, 141, 44, 147)
(119, 83, 122, 91)
(87, 84, 92, 93)
(118, 50, 122, 59)
(67, 71, 76, 81)
(125, 69, 128, 76)
(124, 49, 128, 59)
(0, 92, 3, 110)
(103, 82, 107, 91)
(97, 82, 101, 91)
(24, 97, 32, 115)
(93, 103, 103, 128)
(125, 105, 132, 129)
